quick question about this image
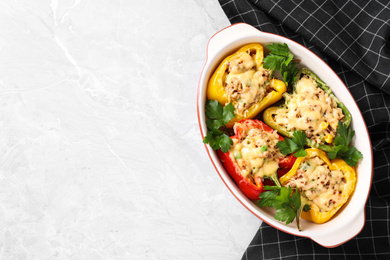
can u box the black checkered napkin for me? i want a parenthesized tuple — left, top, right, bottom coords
(218, 0, 390, 259)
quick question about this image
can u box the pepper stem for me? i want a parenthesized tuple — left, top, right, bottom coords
(296, 196, 310, 231)
(296, 204, 303, 231)
(269, 172, 282, 188)
(317, 144, 333, 152)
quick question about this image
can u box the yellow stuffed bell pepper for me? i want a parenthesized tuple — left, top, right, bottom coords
(280, 148, 356, 224)
(207, 43, 287, 128)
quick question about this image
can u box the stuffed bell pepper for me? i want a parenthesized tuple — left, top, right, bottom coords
(280, 148, 356, 226)
(207, 43, 287, 128)
(218, 119, 296, 200)
(263, 68, 351, 151)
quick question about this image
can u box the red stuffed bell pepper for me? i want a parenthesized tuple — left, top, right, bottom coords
(217, 119, 296, 200)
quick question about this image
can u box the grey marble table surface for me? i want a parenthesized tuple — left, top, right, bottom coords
(0, 0, 263, 259)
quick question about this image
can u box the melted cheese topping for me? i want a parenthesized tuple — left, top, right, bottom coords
(273, 75, 344, 144)
(285, 156, 346, 212)
(224, 52, 272, 117)
(231, 124, 283, 180)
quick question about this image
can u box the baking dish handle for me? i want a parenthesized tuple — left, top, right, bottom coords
(310, 208, 365, 247)
(207, 23, 261, 58)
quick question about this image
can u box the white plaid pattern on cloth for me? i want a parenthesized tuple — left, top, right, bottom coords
(218, 0, 390, 259)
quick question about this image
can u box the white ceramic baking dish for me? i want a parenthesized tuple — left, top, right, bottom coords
(197, 23, 373, 248)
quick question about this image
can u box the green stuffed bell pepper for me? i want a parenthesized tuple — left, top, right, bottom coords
(263, 68, 351, 152)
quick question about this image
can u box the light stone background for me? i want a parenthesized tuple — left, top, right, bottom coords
(0, 0, 262, 259)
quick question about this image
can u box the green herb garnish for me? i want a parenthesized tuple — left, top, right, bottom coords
(277, 130, 307, 158)
(303, 204, 311, 212)
(203, 100, 235, 153)
(233, 151, 242, 159)
(327, 121, 363, 166)
(258, 186, 302, 226)
(260, 145, 268, 152)
(263, 43, 299, 86)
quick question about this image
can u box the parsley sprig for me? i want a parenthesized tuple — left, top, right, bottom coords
(263, 43, 299, 86)
(259, 186, 306, 229)
(277, 130, 307, 158)
(203, 100, 235, 153)
(327, 122, 363, 166)
(276, 123, 362, 165)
